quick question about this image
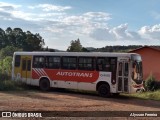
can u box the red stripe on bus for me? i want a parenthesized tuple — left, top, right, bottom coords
(32, 69, 40, 79)
(32, 69, 99, 83)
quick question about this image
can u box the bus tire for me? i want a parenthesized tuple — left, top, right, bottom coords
(98, 84, 111, 98)
(39, 78, 50, 91)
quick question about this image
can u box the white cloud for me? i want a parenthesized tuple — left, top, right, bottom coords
(12, 11, 36, 21)
(90, 28, 114, 40)
(0, 2, 25, 21)
(63, 16, 87, 25)
(0, 2, 21, 10)
(28, 4, 72, 12)
(139, 24, 160, 40)
(0, 2, 66, 22)
(55, 12, 111, 34)
(112, 24, 128, 39)
(89, 24, 142, 41)
(89, 23, 160, 46)
(83, 12, 111, 21)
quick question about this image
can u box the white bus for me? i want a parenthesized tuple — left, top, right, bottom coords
(12, 52, 144, 97)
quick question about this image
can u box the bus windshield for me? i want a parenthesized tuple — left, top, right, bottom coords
(131, 54, 143, 84)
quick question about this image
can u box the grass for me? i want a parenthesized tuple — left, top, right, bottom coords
(123, 90, 160, 101)
(0, 79, 29, 91)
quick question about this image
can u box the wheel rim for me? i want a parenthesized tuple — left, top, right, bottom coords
(98, 84, 110, 97)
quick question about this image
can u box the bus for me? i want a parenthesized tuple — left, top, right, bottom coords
(12, 52, 144, 97)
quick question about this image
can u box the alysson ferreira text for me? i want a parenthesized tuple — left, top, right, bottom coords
(130, 112, 157, 117)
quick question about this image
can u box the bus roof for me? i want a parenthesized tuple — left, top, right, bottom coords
(13, 51, 140, 57)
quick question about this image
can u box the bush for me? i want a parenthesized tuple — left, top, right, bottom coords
(124, 90, 160, 101)
(0, 79, 28, 91)
(0, 72, 10, 81)
(144, 74, 159, 91)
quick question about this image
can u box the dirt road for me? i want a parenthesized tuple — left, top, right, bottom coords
(0, 88, 160, 119)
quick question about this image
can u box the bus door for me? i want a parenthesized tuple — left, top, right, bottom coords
(117, 61, 129, 92)
(21, 56, 32, 84)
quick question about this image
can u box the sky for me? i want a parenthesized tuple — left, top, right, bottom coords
(0, 0, 160, 50)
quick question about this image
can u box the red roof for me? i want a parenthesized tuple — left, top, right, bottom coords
(129, 46, 160, 52)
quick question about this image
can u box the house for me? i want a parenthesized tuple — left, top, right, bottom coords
(129, 46, 160, 81)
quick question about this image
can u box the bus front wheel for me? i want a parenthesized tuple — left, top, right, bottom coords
(39, 78, 50, 91)
(98, 84, 111, 98)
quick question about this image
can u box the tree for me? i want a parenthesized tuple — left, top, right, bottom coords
(0, 46, 20, 59)
(0, 27, 45, 51)
(2, 56, 12, 74)
(12, 28, 26, 48)
(5, 27, 15, 47)
(0, 28, 6, 49)
(81, 47, 89, 52)
(67, 38, 83, 52)
(23, 31, 45, 51)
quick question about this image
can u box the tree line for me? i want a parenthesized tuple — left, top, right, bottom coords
(92, 45, 143, 52)
(66, 39, 160, 52)
(0, 27, 45, 51)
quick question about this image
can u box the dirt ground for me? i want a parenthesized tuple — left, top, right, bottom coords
(0, 88, 160, 119)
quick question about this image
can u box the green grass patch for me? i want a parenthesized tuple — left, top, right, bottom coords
(123, 90, 160, 101)
(0, 79, 29, 91)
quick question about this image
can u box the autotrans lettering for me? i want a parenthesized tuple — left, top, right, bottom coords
(56, 72, 93, 78)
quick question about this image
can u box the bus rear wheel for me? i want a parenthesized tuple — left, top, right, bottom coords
(98, 84, 111, 98)
(39, 78, 50, 91)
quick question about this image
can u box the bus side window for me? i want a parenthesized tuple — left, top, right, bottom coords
(96, 57, 110, 71)
(33, 56, 45, 68)
(96, 57, 105, 71)
(62, 57, 77, 70)
(110, 58, 117, 72)
(15, 55, 21, 67)
(78, 57, 94, 71)
(46, 56, 61, 69)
